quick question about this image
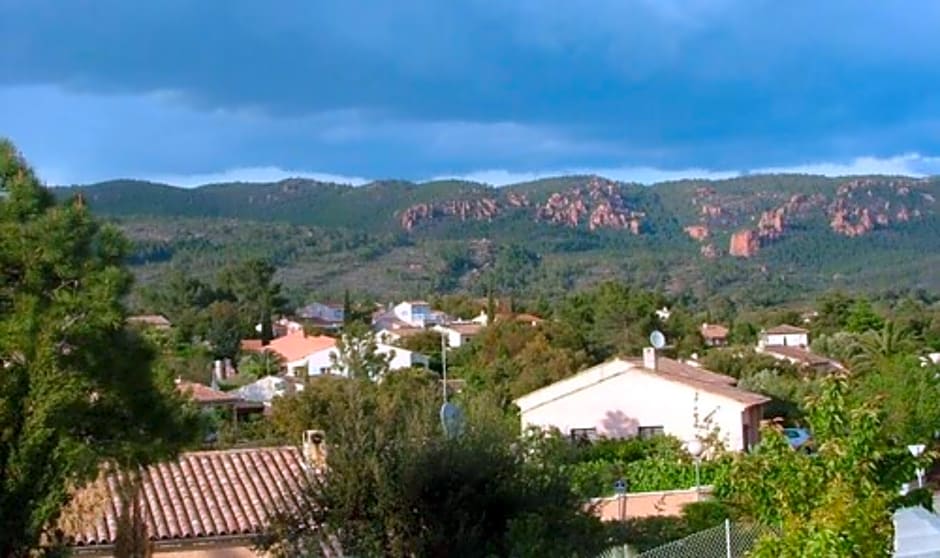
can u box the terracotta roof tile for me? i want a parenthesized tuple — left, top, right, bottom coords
(264, 330, 336, 362)
(762, 345, 842, 368)
(700, 323, 729, 339)
(240, 339, 264, 352)
(175, 380, 242, 405)
(60, 447, 310, 548)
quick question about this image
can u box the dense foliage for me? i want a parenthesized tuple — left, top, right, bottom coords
(261, 377, 614, 558)
(714, 374, 922, 557)
(0, 141, 200, 556)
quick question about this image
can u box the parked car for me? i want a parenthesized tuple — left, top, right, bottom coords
(783, 427, 812, 452)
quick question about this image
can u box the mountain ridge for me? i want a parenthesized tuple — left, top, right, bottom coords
(51, 173, 940, 305)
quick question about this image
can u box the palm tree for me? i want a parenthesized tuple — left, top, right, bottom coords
(239, 350, 285, 378)
(849, 321, 914, 374)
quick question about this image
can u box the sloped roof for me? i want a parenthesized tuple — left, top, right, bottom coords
(762, 345, 842, 368)
(263, 330, 336, 362)
(515, 357, 769, 411)
(174, 380, 241, 405)
(60, 447, 310, 548)
(764, 324, 809, 335)
(700, 323, 729, 339)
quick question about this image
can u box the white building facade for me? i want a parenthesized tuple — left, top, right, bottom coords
(514, 356, 768, 452)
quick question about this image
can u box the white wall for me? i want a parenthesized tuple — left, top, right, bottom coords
(287, 345, 427, 378)
(762, 332, 808, 347)
(393, 302, 430, 327)
(518, 368, 754, 451)
(433, 326, 465, 348)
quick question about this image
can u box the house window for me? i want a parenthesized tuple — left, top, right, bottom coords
(637, 426, 664, 439)
(319, 367, 331, 375)
(569, 428, 598, 442)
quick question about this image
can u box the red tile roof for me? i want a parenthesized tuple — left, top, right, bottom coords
(240, 339, 265, 352)
(700, 323, 729, 339)
(175, 380, 241, 405)
(60, 447, 310, 548)
(263, 330, 336, 362)
(762, 345, 842, 368)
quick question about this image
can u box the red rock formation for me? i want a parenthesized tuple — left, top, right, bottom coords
(684, 225, 710, 241)
(505, 192, 529, 207)
(729, 230, 760, 257)
(757, 208, 785, 240)
(535, 177, 645, 232)
(701, 204, 723, 218)
(398, 198, 502, 231)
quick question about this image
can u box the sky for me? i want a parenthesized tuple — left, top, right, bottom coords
(3, 1, 940, 186)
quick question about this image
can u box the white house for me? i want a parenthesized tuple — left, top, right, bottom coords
(377, 343, 430, 370)
(256, 329, 428, 378)
(433, 322, 484, 348)
(295, 301, 345, 331)
(375, 326, 425, 346)
(513, 350, 769, 451)
(236, 375, 306, 406)
(392, 301, 433, 327)
(758, 324, 810, 348)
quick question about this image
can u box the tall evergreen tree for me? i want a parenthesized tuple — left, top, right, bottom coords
(0, 140, 199, 556)
(219, 258, 285, 344)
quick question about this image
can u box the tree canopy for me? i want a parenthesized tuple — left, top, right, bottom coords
(0, 140, 200, 556)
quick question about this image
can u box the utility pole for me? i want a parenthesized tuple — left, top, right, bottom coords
(441, 331, 448, 402)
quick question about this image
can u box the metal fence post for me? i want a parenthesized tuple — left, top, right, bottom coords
(725, 518, 732, 558)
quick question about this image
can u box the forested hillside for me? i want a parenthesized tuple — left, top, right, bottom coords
(52, 173, 940, 310)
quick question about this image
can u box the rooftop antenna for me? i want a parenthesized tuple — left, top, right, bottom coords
(439, 331, 463, 438)
(649, 330, 666, 350)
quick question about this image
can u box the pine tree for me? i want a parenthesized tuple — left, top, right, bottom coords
(0, 140, 199, 556)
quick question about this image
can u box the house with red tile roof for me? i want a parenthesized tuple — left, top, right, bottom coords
(700, 323, 730, 347)
(58, 446, 339, 557)
(243, 329, 428, 378)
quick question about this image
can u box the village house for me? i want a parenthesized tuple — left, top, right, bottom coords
(470, 311, 543, 327)
(374, 325, 426, 345)
(392, 300, 434, 327)
(296, 301, 345, 330)
(700, 323, 730, 347)
(755, 324, 843, 371)
(513, 350, 769, 451)
(236, 374, 307, 407)
(433, 322, 484, 348)
(758, 324, 810, 348)
(248, 329, 429, 378)
(58, 444, 338, 557)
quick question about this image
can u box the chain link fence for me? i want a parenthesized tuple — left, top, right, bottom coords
(597, 520, 777, 558)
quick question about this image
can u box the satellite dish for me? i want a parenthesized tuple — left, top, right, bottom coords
(440, 402, 464, 438)
(649, 330, 666, 349)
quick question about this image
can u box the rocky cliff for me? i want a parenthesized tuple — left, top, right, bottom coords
(536, 178, 644, 232)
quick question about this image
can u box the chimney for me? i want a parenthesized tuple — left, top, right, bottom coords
(643, 347, 657, 371)
(211, 360, 223, 390)
(302, 430, 327, 471)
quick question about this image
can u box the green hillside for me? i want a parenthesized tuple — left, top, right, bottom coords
(52, 173, 940, 309)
